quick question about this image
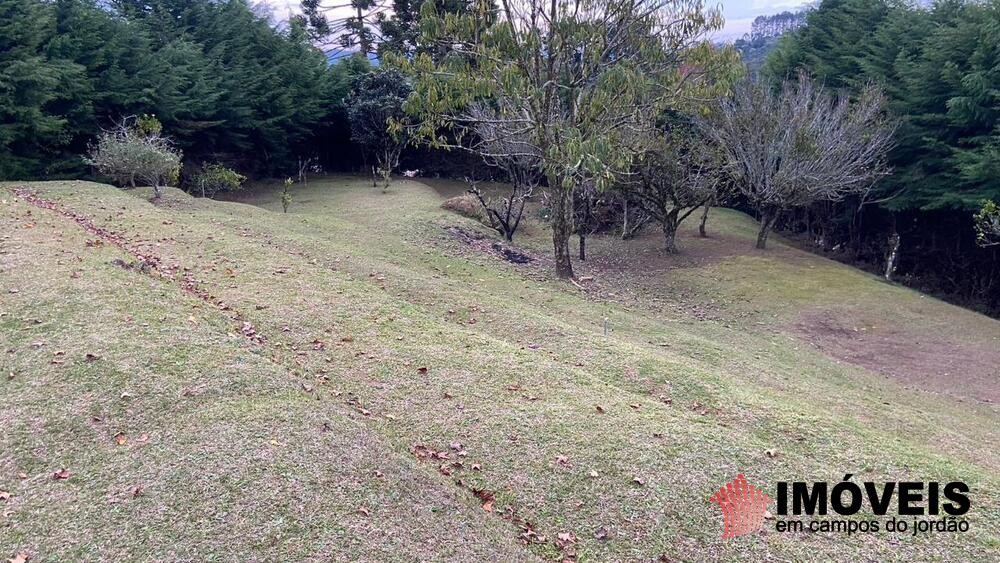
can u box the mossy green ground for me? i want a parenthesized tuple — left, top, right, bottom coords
(1, 177, 997, 561)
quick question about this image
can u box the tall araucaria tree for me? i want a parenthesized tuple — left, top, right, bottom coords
(393, 0, 736, 278)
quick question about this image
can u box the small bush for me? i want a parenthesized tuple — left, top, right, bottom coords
(442, 194, 485, 222)
(192, 163, 246, 198)
(84, 115, 181, 199)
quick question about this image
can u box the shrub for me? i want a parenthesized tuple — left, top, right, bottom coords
(84, 116, 182, 199)
(192, 163, 246, 198)
(441, 194, 485, 222)
(974, 200, 1000, 247)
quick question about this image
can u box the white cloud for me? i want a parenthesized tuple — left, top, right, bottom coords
(716, 17, 755, 41)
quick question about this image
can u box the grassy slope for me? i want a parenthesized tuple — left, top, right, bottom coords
(1, 177, 997, 562)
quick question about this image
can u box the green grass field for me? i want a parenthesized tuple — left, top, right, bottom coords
(2, 176, 997, 561)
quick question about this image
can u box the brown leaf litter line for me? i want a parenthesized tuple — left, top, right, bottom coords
(410, 442, 580, 561)
(12, 186, 574, 557)
(444, 226, 535, 265)
(10, 187, 265, 344)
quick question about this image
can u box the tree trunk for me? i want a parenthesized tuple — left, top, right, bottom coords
(550, 185, 574, 279)
(699, 203, 710, 238)
(662, 212, 679, 253)
(885, 231, 901, 282)
(756, 207, 778, 249)
(579, 233, 586, 261)
(621, 197, 629, 240)
(152, 184, 162, 199)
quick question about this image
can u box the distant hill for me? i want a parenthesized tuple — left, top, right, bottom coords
(733, 9, 809, 71)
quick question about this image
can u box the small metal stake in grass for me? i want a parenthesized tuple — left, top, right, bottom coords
(603, 317, 609, 337)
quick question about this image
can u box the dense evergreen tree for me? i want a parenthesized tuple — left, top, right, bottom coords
(0, 0, 350, 180)
(765, 0, 1000, 312)
(0, 0, 84, 178)
(767, 0, 999, 210)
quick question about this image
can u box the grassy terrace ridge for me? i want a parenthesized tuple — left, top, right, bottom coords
(1, 176, 998, 562)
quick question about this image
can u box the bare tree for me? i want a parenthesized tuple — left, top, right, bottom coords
(706, 73, 895, 249)
(467, 178, 534, 241)
(464, 102, 541, 241)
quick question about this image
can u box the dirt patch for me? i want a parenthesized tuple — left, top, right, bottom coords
(444, 226, 535, 265)
(791, 309, 999, 403)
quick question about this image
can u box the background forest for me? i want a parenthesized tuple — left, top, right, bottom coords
(764, 0, 1000, 315)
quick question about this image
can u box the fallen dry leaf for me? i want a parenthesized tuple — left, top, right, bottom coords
(0, 491, 10, 501)
(595, 405, 606, 413)
(518, 521, 545, 544)
(474, 489, 495, 512)
(764, 449, 779, 458)
(114, 432, 128, 446)
(52, 468, 71, 480)
(555, 531, 577, 548)
(9, 551, 30, 563)
(416, 367, 428, 375)
(84, 353, 100, 362)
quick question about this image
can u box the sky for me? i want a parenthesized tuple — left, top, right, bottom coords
(716, 0, 810, 41)
(262, 0, 811, 44)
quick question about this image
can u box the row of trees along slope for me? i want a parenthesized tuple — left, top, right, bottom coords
(386, 0, 897, 281)
(393, 0, 740, 278)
